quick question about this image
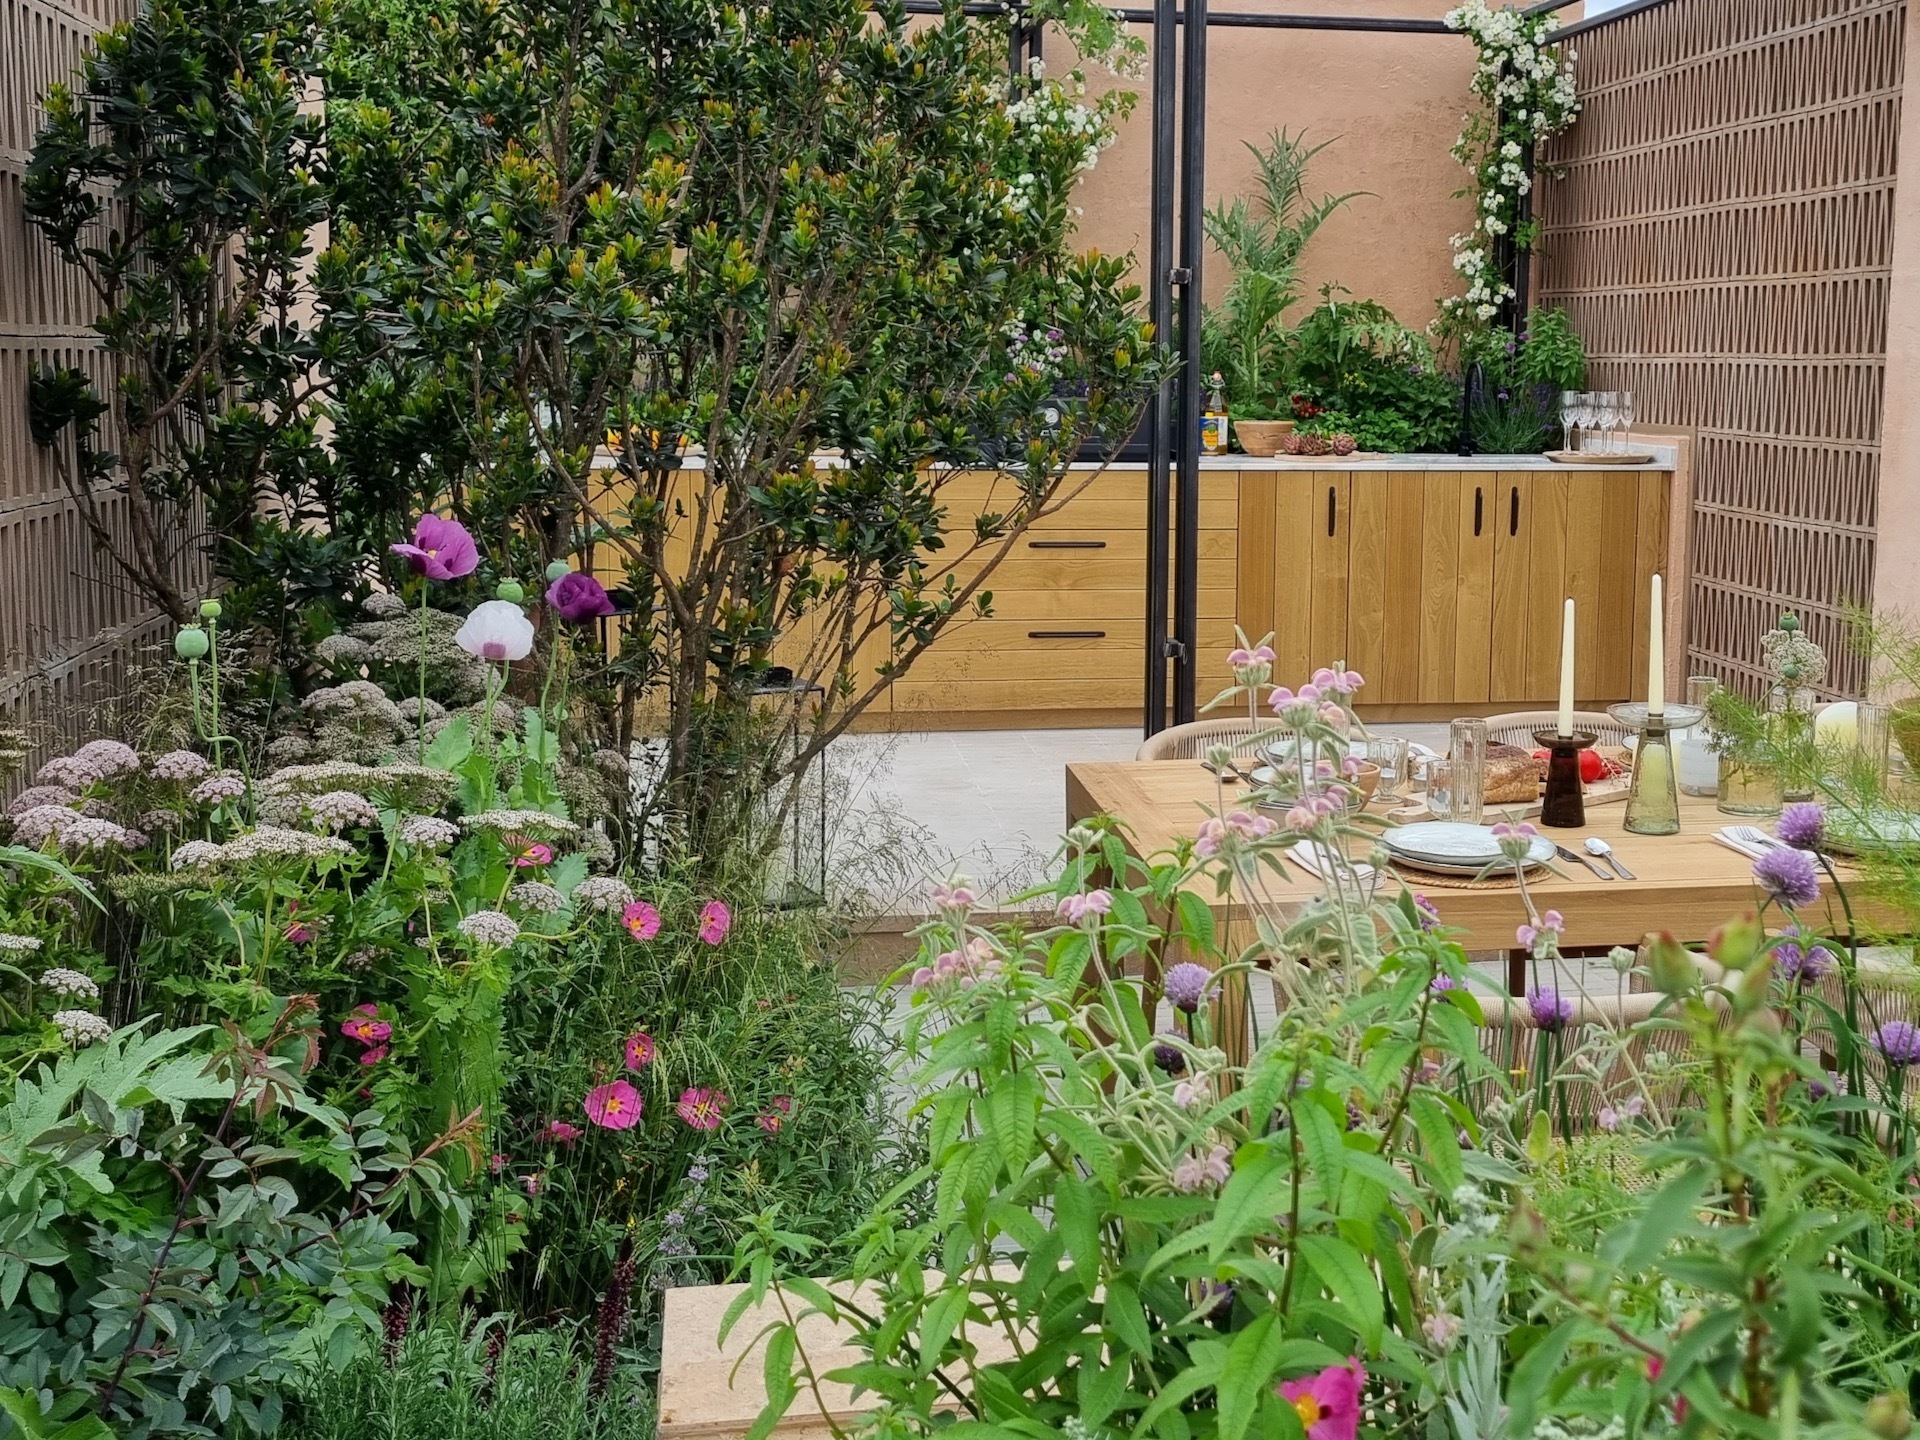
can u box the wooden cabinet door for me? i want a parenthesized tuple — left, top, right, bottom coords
(1347, 472, 1426, 703)
(1489, 473, 1534, 702)
(1234, 470, 1346, 688)
(1418, 471, 1496, 705)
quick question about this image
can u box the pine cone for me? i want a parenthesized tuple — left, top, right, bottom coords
(1330, 433, 1358, 456)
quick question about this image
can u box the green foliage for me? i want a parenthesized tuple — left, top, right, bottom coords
(1201, 131, 1362, 419)
(493, 896, 896, 1315)
(23, 0, 335, 627)
(0, 1006, 464, 1440)
(1291, 293, 1460, 452)
(284, 1311, 654, 1440)
(314, 0, 1164, 859)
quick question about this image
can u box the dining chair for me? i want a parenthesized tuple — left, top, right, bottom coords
(1134, 717, 1274, 762)
(1480, 709, 1636, 751)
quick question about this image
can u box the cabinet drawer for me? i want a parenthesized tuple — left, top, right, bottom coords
(903, 622, 1237, 681)
(893, 677, 1145, 713)
(976, 587, 1240, 623)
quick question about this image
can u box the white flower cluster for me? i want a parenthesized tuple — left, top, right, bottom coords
(149, 749, 212, 783)
(305, 790, 381, 832)
(572, 875, 634, 912)
(0, 933, 43, 953)
(61, 818, 146, 854)
(397, 814, 460, 850)
(8, 785, 76, 817)
(460, 809, 580, 839)
(1440, 0, 1579, 325)
(313, 633, 373, 667)
(1001, 62, 1116, 216)
(11, 805, 79, 847)
(169, 840, 224, 871)
(457, 909, 520, 948)
(208, 826, 353, 868)
(508, 881, 565, 915)
(1003, 319, 1070, 384)
(39, 967, 99, 1000)
(54, 1009, 114, 1047)
(191, 771, 247, 805)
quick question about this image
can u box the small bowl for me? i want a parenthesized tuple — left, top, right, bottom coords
(1234, 419, 1296, 457)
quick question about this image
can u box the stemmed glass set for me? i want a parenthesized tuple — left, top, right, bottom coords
(1559, 390, 1636, 453)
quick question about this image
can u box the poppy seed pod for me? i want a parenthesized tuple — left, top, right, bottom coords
(198, 599, 222, 620)
(174, 626, 210, 660)
(495, 579, 526, 603)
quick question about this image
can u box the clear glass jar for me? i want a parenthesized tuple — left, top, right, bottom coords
(1677, 675, 1720, 796)
(1717, 754, 1782, 817)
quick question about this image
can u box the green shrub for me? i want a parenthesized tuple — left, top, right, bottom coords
(285, 1312, 653, 1440)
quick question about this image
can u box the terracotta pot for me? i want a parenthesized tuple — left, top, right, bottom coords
(1233, 418, 1296, 457)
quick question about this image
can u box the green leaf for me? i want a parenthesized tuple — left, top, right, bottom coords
(1297, 1234, 1383, 1351)
(1407, 1095, 1464, 1197)
(0, 1388, 114, 1440)
(423, 714, 473, 770)
(1104, 1275, 1154, 1358)
(1605, 1167, 1708, 1273)
(1055, 1174, 1102, 1290)
(1502, 1317, 1576, 1439)
(1207, 1147, 1291, 1262)
(1175, 890, 1216, 954)
(1080, 1347, 1130, 1427)
(1218, 1313, 1287, 1440)
(918, 1287, 971, 1374)
(985, 1070, 1039, 1178)
(747, 1325, 798, 1440)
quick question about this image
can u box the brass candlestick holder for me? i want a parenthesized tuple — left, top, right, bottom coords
(1610, 702, 1704, 836)
(1533, 729, 1595, 829)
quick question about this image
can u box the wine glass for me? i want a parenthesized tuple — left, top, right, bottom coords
(1587, 392, 1619, 454)
(1617, 390, 1636, 453)
(1559, 391, 1582, 452)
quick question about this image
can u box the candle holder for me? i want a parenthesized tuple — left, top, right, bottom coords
(1532, 729, 1595, 829)
(1609, 702, 1703, 837)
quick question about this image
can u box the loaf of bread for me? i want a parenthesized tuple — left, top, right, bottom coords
(1483, 743, 1546, 804)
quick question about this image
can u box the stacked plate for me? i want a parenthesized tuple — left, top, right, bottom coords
(1821, 808, 1920, 858)
(1380, 822, 1555, 876)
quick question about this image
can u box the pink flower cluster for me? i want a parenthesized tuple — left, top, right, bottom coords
(1227, 643, 1276, 670)
(341, 1003, 391, 1065)
(1171, 1144, 1232, 1193)
(1282, 794, 1343, 836)
(1195, 809, 1276, 859)
(931, 878, 977, 911)
(1056, 889, 1111, 924)
(1515, 909, 1564, 951)
(1268, 682, 1353, 729)
(911, 936, 1002, 991)
(1310, 667, 1365, 697)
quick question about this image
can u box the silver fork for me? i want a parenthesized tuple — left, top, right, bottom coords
(1725, 825, 1789, 853)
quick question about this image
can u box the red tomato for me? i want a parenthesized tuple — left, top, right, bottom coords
(1531, 748, 1611, 783)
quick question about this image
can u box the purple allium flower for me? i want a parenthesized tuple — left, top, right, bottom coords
(1872, 1021, 1920, 1068)
(1774, 925, 1836, 983)
(1777, 802, 1825, 852)
(1754, 846, 1820, 909)
(1430, 972, 1458, 994)
(1152, 1038, 1186, 1074)
(1809, 1073, 1836, 1101)
(391, 513, 479, 581)
(545, 570, 617, 623)
(1163, 961, 1216, 1015)
(1527, 986, 1574, 1032)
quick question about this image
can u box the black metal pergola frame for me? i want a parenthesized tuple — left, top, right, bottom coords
(908, 0, 1674, 734)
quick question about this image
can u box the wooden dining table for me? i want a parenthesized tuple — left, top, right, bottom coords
(1065, 759, 1898, 992)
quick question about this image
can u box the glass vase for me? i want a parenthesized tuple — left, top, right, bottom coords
(1716, 755, 1782, 817)
(1677, 675, 1720, 797)
(1769, 682, 1819, 803)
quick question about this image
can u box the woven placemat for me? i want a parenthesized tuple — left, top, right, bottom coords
(1388, 864, 1524, 891)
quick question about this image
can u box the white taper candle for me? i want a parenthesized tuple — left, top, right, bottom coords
(1648, 573, 1665, 716)
(1557, 597, 1576, 737)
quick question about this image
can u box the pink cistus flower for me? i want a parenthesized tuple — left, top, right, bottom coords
(756, 1097, 793, 1134)
(1278, 1359, 1367, 1440)
(359, 1045, 389, 1065)
(391, 513, 480, 581)
(546, 1120, 583, 1147)
(621, 900, 661, 941)
(697, 899, 731, 945)
(675, 1086, 728, 1131)
(584, 1080, 644, 1131)
(341, 1014, 392, 1046)
(545, 571, 617, 623)
(624, 1031, 655, 1069)
(508, 838, 553, 868)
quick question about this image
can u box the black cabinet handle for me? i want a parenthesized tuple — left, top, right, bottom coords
(1029, 629, 1106, 639)
(1027, 539, 1107, 549)
(1474, 486, 1484, 537)
(1326, 486, 1337, 537)
(1509, 486, 1520, 537)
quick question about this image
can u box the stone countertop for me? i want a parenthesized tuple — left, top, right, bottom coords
(1077, 447, 1678, 473)
(592, 446, 1678, 474)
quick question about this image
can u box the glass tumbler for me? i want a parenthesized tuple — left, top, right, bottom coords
(1446, 717, 1489, 825)
(1366, 735, 1411, 803)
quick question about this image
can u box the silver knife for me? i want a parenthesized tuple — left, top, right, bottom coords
(1555, 843, 1613, 879)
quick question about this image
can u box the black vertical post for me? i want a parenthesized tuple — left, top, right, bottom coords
(1171, 0, 1206, 725)
(1143, 0, 1176, 737)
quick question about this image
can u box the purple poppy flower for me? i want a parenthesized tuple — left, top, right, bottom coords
(391, 514, 479, 581)
(1871, 1020, 1920, 1068)
(545, 570, 617, 623)
(1163, 961, 1216, 1015)
(1754, 847, 1820, 909)
(1777, 802, 1825, 851)
(1528, 986, 1574, 1032)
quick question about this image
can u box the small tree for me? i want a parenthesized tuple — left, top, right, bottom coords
(24, 0, 333, 626)
(322, 0, 1161, 867)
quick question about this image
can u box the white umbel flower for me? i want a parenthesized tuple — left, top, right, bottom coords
(40, 967, 99, 1000)
(456, 909, 520, 948)
(54, 1009, 113, 1047)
